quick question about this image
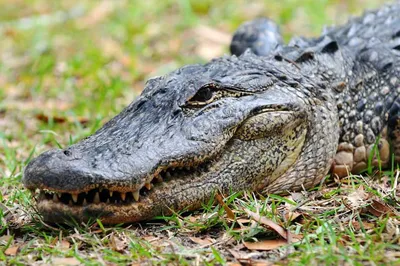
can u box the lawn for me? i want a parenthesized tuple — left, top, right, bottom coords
(1, 0, 399, 265)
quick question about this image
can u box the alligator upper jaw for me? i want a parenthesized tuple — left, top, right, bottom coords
(29, 157, 218, 224)
(29, 160, 209, 207)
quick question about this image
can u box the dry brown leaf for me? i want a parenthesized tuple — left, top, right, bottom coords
(285, 211, 302, 222)
(51, 257, 81, 265)
(215, 193, 235, 220)
(110, 234, 127, 252)
(59, 240, 70, 250)
(245, 209, 288, 240)
(189, 236, 214, 246)
(243, 239, 287, 250)
(5, 246, 19, 256)
(351, 220, 375, 230)
(366, 199, 394, 217)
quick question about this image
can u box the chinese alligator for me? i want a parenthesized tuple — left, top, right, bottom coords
(24, 3, 400, 224)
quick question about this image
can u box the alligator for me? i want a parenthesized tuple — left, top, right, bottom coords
(23, 3, 400, 224)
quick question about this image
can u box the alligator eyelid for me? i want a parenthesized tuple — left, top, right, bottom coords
(185, 86, 253, 107)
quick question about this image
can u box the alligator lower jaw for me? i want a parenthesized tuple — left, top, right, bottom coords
(35, 198, 156, 224)
(30, 162, 211, 224)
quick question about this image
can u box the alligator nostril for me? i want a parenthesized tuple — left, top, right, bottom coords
(63, 150, 72, 156)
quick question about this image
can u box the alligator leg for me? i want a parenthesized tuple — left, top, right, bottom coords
(333, 136, 391, 177)
(230, 18, 283, 56)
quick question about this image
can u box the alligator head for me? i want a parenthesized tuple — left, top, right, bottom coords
(23, 53, 323, 224)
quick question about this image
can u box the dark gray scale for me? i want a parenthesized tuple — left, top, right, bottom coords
(230, 18, 283, 56)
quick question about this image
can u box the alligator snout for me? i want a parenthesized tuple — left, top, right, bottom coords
(24, 149, 96, 192)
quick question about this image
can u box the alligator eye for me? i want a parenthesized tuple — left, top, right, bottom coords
(189, 87, 213, 103)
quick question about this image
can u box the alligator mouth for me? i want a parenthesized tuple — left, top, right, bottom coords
(31, 160, 212, 210)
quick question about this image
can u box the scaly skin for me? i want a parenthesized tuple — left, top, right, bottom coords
(23, 3, 400, 224)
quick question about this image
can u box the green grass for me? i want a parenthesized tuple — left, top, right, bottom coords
(1, 0, 398, 265)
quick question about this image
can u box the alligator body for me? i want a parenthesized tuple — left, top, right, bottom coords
(24, 4, 400, 224)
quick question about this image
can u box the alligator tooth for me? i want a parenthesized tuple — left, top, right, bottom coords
(109, 191, 113, 197)
(71, 194, 78, 203)
(145, 183, 151, 190)
(93, 192, 100, 204)
(58, 193, 62, 198)
(83, 199, 88, 206)
(39, 192, 46, 200)
(166, 172, 171, 178)
(133, 191, 140, 201)
(53, 194, 59, 202)
(121, 192, 126, 201)
(106, 198, 110, 204)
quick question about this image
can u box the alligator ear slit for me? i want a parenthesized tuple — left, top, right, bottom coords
(321, 40, 339, 54)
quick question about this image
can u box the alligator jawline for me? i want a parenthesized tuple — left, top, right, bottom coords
(31, 159, 214, 210)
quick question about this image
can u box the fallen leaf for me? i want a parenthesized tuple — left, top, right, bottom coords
(351, 220, 375, 230)
(189, 236, 214, 246)
(245, 209, 288, 240)
(243, 239, 287, 250)
(216, 193, 235, 220)
(5, 246, 19, 256)
(284, 211, 302, 222)
(110, 234, 127, 252)
(59, 240, 70, 250)
(366, 199, 394, 217)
